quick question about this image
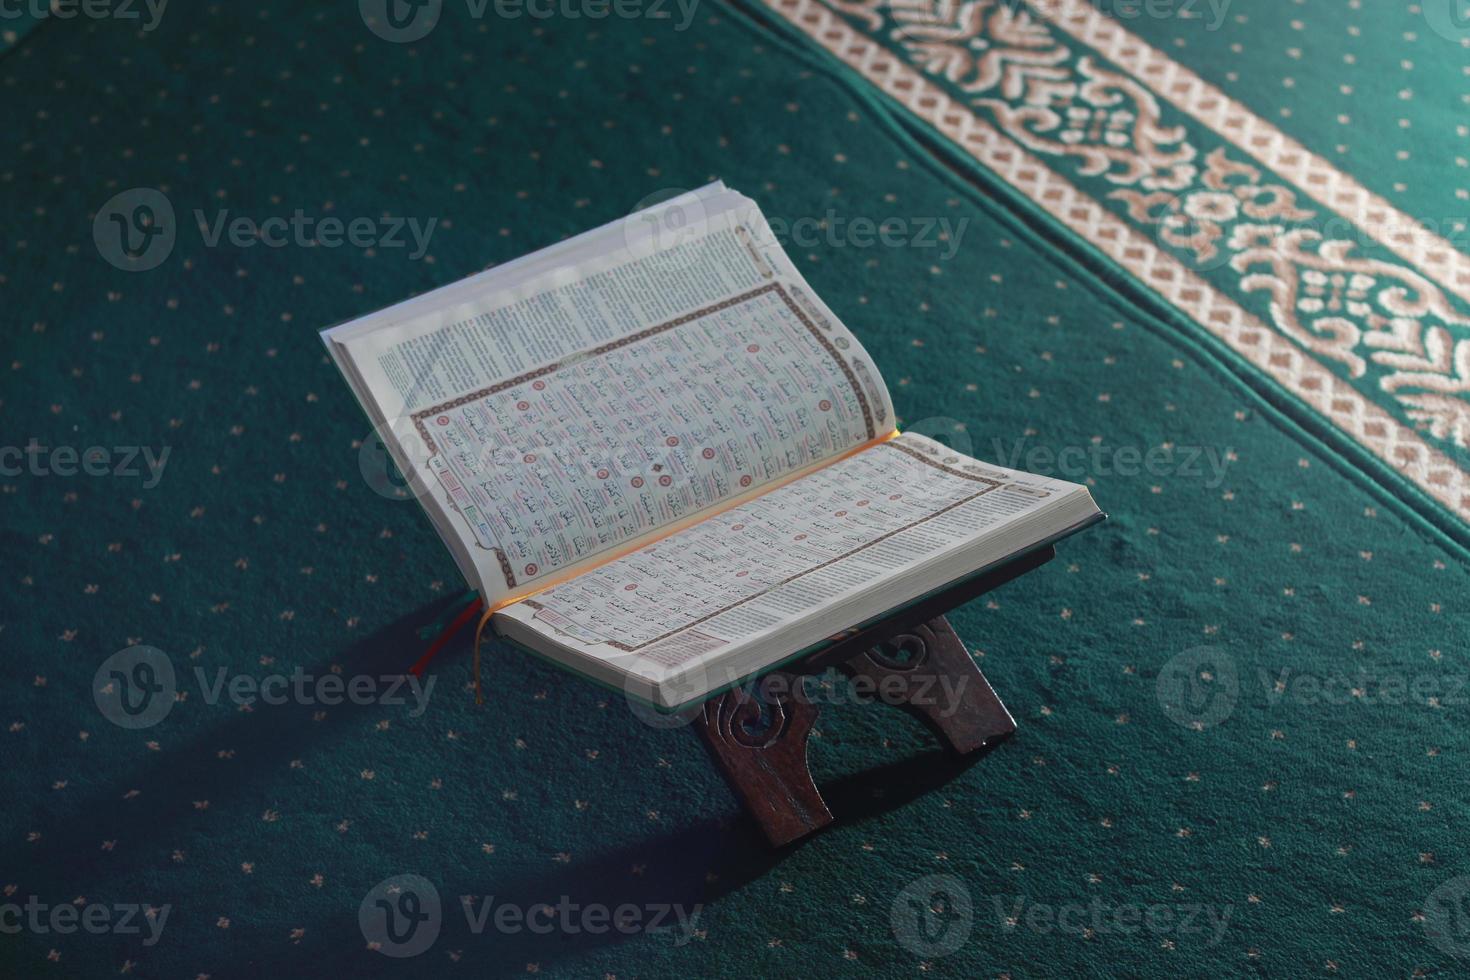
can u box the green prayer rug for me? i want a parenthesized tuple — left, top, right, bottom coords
(2, 1, 1468, 977)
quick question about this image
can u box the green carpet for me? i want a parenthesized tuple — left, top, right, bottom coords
(3, 1, 1468, 977)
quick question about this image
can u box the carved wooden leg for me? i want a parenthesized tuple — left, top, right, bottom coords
(694, 618, 1014, 846)
(842, 616, 1015, 755)
(693, 671, 830, 847)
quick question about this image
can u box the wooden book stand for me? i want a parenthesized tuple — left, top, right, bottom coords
(693, 544, 1053, 847)
(409, 544, 1054, 850)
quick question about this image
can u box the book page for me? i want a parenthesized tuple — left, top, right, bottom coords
(330, 192, 895, 602)
(497, 433, 1082, 680)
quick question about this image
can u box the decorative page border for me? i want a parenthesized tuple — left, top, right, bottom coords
(760, 0, 1470, 522)
(413, 281, 878, 589)
(411, 281, 875, 453)
(524, 438, 1005, 652)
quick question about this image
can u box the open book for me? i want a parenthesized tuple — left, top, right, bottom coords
(322, 183, 1103, 709)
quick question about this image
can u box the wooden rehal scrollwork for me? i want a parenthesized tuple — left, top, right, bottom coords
(693, 545, 1052, 846)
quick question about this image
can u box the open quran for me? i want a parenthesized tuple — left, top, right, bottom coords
(322, 183, 1104, 709)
